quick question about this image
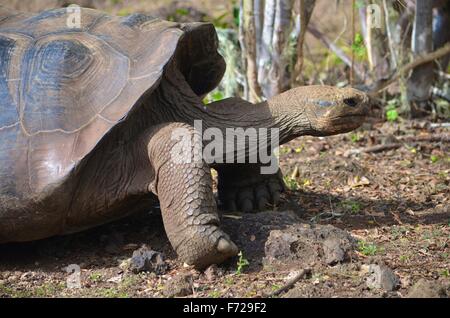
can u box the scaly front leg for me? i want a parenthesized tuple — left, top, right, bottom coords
(146, 123, 238, 269)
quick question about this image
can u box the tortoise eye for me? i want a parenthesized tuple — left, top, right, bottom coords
(344, 98, 358, 107)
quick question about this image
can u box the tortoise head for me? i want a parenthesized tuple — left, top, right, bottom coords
(269, 85, 369, 137)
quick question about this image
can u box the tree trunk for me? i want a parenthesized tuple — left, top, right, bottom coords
(240, 0, 317, 100)
(239, 0, 263, 102)
(433, 0, 450, 71)
(257, 0, 294, 98)
(382, 0, 398, 71)
(292, 0, 316, 85)
(407, 0, 435, 117)
(361, 0, 391, 82)
(257, 0, 276, 98)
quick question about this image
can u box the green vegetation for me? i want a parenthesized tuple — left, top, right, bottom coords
(339, 199, 362, 214)
(89, 272, 102, 283)
(230, 0, 240, 27)
(350, 132, 361, 143)
(0, 281, 65, 298)
(175, 8, 189, 16)
(224, 277, 235, 286)
(210, 12, 231, 29)
(236, 251, 249, 275)
(0, 283, 16, 296)
(209, 290, 221, 298)
(96, 288, 129, 298)
(358, 240, 379, 256)
(33, 282, 65, 297)
(386, 100, 400, 122)
(430, 155, 439, 164)
(283, 175, 299, 191)
(391, 226, 409, 240)
(351, 33, 366, 60)
(355, 0, 366, 9)
(271, 284, 281, 292)
(294, 145, 304, 153)
(117, 8, 132, 16)
(279, 146, 292, 155)
(204, 91, 225, 104)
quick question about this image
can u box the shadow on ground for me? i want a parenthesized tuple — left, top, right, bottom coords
(0, 191, 446, 274)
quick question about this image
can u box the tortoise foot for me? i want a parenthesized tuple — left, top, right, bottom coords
(175, 227, 238, 269)
(217, 166, 285, 213)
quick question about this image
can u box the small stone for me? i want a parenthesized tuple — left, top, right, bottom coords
(323, 238, 346, 265)
(8, 275, 17, 283)
(107, 275, 123, 284)
(129, 245, 168, 274)
(263, 224, 356, 269)
(324, 281, 334, 288)
(366, 264, 399, 291)
(283, 287, 305, 298)
(407, 279, 447, 298)
(20, 272, 32, 280)
(360, 264, 370, 275)
(118, 258, 131, 271)
(163, 274, 193, 297)
(285, 271, 301, 281)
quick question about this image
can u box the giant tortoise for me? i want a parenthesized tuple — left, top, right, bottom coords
(0, 6, 368, 268)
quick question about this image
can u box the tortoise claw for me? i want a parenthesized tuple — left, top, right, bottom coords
(217, 237, 238, 256)
(218, 168, 285, 213)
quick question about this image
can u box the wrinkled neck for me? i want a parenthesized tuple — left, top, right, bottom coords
(149, 65, 313, 145)
(263, 94, 315, 143)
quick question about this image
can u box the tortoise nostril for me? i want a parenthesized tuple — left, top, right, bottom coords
(344, 98, 358, 107)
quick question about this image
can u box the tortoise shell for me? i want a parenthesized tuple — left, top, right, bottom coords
(0, 6, 223, 198)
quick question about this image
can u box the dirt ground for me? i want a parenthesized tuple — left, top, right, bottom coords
(0, 0, 448, 299)
(0, 118, 448, 298)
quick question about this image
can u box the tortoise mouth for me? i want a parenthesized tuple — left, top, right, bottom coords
(331, 113, 366, 122)
(337, 114, 366, 118)
(340, 114, 366, 120)
(325, 114, 366, 133)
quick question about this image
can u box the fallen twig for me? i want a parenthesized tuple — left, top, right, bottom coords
(346, 143, 401, 156)
(429, 123, 450, 129)
(290, 166, 299, 179)
(308, 23, 365, 80)
(347, 133, 449, 156)
(436, 70, 450, 80)
(369, 43, 450, 96)
(432, 87, 450, 103)
(398, 134, 450, 143)
(266, 268, 311, 297)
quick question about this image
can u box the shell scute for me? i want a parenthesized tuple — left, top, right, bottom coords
(0, 35, 19, 128)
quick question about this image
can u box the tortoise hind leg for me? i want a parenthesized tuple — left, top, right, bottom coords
(146, 122, 238, 269)
(217, 164, 285, 213)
